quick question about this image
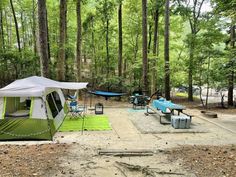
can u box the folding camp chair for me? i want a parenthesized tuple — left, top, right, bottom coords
(68, 101, 86, 118)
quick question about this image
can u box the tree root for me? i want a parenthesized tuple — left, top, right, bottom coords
(116, 161, 184, 176)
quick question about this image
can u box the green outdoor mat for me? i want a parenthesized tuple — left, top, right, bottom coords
(59, 115, 112, 132)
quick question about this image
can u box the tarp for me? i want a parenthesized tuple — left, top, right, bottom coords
(88, 91, 125, 97)
(0, 76, 88, 97)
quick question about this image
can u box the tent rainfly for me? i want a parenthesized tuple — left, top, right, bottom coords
(0, 76, 88, 140)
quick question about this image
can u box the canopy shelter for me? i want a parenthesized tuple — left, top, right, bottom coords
(88, 90, 126, 100)
(0, 76, 87, 140)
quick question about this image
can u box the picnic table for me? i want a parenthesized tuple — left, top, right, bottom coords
(146, 98, 193, 125)
(152, 98, 185, 115)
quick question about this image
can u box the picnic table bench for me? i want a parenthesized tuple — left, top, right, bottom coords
(146, 105, 168, 124)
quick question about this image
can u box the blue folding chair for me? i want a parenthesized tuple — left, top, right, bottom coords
(68, 101, 86, 118)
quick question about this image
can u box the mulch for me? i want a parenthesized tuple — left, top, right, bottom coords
(168, 145, 236, 177)
(0, 143, 69, 177)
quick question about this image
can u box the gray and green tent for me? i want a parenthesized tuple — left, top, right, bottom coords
(0, 76, 87, 140)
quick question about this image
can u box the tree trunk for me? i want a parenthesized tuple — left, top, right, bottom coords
(164, 0, 170, 100)
(38, 0, 49, 77)
(142, 0, 148, 95)
(57, 0, 67, 81)
(4, 11, 10, 47)
(0, 10, 5, 50)
(118, 3, 123, 80)
(76, 0, 82, 82)
(228, 24, 235, 106)
(151, 4, 159, 94)
(21, 12, 26, 50)
(46, 9, 51, 60)
(91, 16, 97, 81)
(106, 19, 110, 84)
(148, 24, 152, 53)
(64, 3, 69, 81)
(205, 57, 211, 108)
(10, 0, 21, 53)
(32, 0, 37, 55)
(188, 37, 194, 101)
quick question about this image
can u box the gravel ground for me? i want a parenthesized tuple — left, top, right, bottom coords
(0, 99, 235, 177)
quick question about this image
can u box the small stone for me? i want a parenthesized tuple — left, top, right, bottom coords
(105, 160, 109, 162)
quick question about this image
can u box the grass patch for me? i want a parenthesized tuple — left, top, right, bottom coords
(175, 92, 199, 100)
(59, 115, 112, 132)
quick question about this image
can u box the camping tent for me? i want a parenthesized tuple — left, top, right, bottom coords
(0, 76, 87, 140)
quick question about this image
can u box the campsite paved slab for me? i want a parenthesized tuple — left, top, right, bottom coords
(52, 107, 236, 177)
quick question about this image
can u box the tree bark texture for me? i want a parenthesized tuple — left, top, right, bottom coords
(38, 0, 49, 77)
(57, 0, 67, 81)
(188, 37, 194, 101)
(32, 0, 37, 55)
(164, 0, 170, 100)
(76, 0, 82, 82)
(151, 3, 159, 94)
(0, 10, 5, 50)
(46, 9, 50, 60)
(118, 3, 123, 79)
(228, 24, 235, 106)
(20, 12, 26, 50)
(106, 19, 110, 82)
(10, 0, 21, 53)
(142, 0, 148, 94)
(148, 24, 152, 53)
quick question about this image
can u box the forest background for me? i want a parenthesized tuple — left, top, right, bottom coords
(0, 0, 235, 105)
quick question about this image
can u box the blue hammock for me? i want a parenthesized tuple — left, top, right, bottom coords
(88, 91, 126, 100)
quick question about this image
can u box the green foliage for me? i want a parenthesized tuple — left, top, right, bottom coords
(0, 0, 234, 96)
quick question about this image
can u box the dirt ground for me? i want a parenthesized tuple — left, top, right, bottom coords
(0, 98, 236, 177)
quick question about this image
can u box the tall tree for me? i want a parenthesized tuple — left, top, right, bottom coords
(151, 0, 162, 93)
(46, 9, 51, 60)
(142, 0, 148, 94)
(38, 0, 49, 77)
(228, 24, 235, 106)
(188, 0, 205, 101)
(176, 0, 205, 101)
(76, 0, 82, 82)
(118, 1, 123, 81)
(213, 0, 236, 106)
(9, 0, 21, 53)
(32, 0, 37, 55)
(57, 0, 67, 81)
(164, 0, 170, 100)
(0, 9, 5, 50)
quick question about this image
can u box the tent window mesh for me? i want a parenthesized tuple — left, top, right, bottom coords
(46, 91, 63, 118)
(4, 97, 31, 119)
